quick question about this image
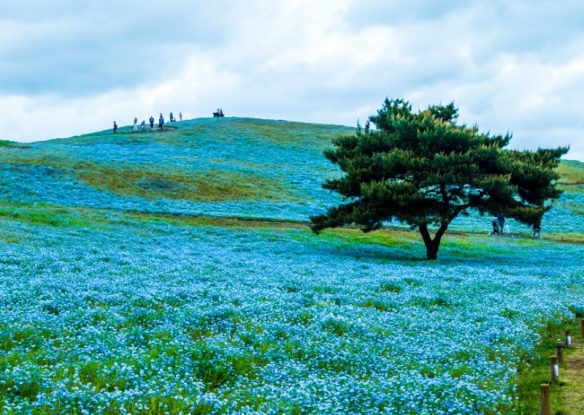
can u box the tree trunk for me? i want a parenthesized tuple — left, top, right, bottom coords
(426, 240, 440, 260)
(419, 223, 448, 260)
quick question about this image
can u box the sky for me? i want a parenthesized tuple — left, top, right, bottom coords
(0, 0, 583, 160)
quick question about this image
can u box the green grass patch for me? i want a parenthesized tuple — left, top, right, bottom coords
(514, 316, 577, 414)
(0, 202, 95, 228)
(558, 160, 584, 195)
(224, 118, 352, 148)
(378, 283, 402, 293)
(0, 228, 23, 244)
(325, 227, 421, 247)
(124, 211, 308, 231)
(77, 164, 294, 202)
(321, 318, 350, 337)
(545, 233, 584, 245)
(559, 325, 584, 415)
(359, 299, 395, 312)
(557, 160, 584, 186)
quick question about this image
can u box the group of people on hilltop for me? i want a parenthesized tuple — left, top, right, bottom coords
(114, 108, 229, 131)
(113, 112, 183, 133)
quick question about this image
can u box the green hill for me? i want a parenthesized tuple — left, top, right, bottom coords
(0, 118, 350, 220)
(0, 117, 581, 234)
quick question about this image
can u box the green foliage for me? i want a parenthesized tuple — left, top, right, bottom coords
(311, 98, 568, 259)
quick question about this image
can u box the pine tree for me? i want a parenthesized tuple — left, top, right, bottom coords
(310, 99, 568, 260)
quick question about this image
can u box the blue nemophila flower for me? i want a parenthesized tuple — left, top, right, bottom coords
(0, 200, 582, 413)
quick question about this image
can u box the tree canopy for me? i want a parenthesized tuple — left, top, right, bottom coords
(310, 99, 568, 259)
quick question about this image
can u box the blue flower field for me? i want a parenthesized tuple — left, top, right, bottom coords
(0, 118, 583, 414)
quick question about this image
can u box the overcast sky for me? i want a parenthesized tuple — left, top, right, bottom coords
(1, 0, 583, 159)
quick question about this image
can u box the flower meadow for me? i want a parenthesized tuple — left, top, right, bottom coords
(0, 118, 583, 414)
(0, 206, 583, 414)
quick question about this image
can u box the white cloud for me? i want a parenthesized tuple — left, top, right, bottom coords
(0, 0, 582, 160)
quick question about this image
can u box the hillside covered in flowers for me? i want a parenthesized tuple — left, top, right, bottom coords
(0, 118, 583, 414)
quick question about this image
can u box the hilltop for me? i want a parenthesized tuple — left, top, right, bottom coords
(0, 118, 350, 221)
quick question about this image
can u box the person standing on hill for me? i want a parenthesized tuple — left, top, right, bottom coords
(491, 216, 500, 235)
(159, 113, 165, 130)
(113, 121, 118, 133)
(133, 117, 138, 131)
(497, 214, 506, 234)
(179, 112, 182, 121)
(532, 220, 542, 239)
(169, 112, 174, 122)
(149, 116, 154, 129)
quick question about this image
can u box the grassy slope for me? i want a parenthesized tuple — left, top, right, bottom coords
(558, 160, 584, 186)
(0, 117, 582, 233)
(0, 118, 352, 221)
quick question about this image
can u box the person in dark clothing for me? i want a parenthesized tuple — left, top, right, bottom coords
(159, 113, 165, 130)
(149, 116, 155, 129)
(491, 216, 500, 235)
(113, 121, 118, 133)
(532, 221, 542, 239)
(497, 214, 505, 234)
(169, 112, 174, 122)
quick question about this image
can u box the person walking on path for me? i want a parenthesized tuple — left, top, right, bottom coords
(159, 113, 165, 130)
(113, 121, 118, 134)
(149, 116, 155, 129)
(133, 117, 138, 131)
